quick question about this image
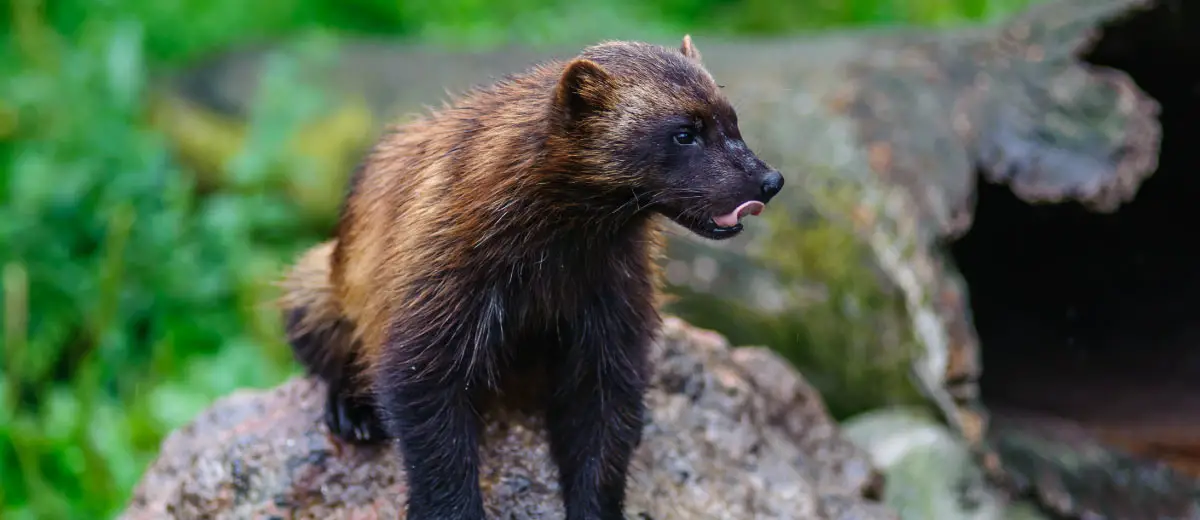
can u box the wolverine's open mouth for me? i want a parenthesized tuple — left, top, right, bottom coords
(689, 200, 765, 240)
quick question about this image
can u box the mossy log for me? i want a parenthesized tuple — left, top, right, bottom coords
(151, 0, 1200, 517)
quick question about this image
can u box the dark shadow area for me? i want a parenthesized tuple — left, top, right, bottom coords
(949, 1, 1200, 477)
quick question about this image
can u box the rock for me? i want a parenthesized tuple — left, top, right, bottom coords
(152, 0, 1200, 517)
(118, 317, 895, 520)
(842, 407, 1050, 520)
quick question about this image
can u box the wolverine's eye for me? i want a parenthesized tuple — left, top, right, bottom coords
(672, 129, 697, 146)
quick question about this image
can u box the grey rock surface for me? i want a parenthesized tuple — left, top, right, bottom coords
(842, 407, 1050, 520)
(119, 317, 895, 520)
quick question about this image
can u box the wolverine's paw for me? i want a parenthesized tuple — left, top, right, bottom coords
(324, 384, 388, 444)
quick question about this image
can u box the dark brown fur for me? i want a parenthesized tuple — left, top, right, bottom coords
(280, 36, 783, 520)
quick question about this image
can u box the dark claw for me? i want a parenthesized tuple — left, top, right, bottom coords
(324, 382, 388, 445)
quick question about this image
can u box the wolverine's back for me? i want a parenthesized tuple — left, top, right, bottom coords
(329, 64, 565, 361)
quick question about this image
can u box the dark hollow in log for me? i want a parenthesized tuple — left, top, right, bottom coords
(949, 2, 1200, 480)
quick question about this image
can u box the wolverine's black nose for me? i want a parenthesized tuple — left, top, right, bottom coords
(760, 170, 784, 202)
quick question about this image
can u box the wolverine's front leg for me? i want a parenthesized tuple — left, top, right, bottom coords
(546, 315, 653, 520)
(375, 326, 491, 520)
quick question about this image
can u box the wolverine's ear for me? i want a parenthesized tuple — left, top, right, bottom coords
(555, 58, 614, 124)
(680, 34, 702, 62)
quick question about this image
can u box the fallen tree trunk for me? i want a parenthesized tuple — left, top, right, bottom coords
(145, 0, 1200, 518)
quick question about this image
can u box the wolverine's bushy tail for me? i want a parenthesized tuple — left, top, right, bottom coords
(278, 240, 356, 384)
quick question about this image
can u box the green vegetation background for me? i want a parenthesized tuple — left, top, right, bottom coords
(2, 0, 1036, 518)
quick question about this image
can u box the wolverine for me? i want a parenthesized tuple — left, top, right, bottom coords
(279, 35, 784, 519)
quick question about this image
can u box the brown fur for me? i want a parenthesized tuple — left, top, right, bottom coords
(279, 36, 783, 520)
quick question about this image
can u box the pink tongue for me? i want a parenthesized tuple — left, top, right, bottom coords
(713, 201, 765, 228)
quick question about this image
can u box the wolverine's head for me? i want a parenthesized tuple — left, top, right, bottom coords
(550, 35, 784, 240)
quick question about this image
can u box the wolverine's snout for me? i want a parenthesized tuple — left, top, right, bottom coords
(759, 170, 784, 203)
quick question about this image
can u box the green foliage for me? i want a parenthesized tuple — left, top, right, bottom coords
(2, 0, 1038, 518)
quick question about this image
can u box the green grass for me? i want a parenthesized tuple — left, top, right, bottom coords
(1, 0, 1038, 518)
